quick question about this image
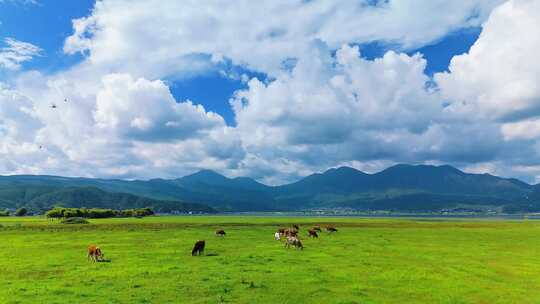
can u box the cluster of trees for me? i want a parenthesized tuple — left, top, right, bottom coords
(45, 207, 154, 219)
(0, 207, 29, 217)
(15, 208, 28, 216)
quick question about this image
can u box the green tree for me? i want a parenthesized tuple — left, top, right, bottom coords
(45, 207, 64, 219)
(15, 207, 28, 216)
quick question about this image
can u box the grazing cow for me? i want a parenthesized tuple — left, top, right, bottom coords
(292, 224, 300, 230)
(326, 226, 338, 233)
(313, 226, 322, 232)
(87, 244, 104, 262)
(278, 228, 286, 235)
(215, 229, 226, 236)
(274, 231, 281, 240)
(284, 228, 298, 238)
(285, 236, 303, 250)
(192, 240, 206, 256)
(308, 229, 318, 238)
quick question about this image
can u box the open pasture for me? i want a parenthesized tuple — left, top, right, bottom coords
(1, 216, 540, 303)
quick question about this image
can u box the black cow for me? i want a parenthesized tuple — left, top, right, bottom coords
(192, 240, 206, 256)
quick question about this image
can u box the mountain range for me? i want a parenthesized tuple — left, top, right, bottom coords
(1, 164, 540, 213)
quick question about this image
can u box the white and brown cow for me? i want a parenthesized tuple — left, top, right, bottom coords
(87, 244, 104, 262)
(284, 236, 303, 250)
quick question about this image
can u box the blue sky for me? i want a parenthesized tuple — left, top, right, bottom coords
(355, 27, 481, 75)
(0, 0, 92, 73)
(1, 0, 538, 185)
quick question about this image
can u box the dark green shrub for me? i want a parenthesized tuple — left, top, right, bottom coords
(87, 208, 116, 218)
(120, 208, 154, 217)
(15, 207, 28, 216)
(0, 210, 9, 217)
(60, 217, 89, 224)
(45, 207, 65, 219)
(63, 209, 80, 218)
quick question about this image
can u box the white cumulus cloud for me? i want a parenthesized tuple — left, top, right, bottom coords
(436, 0, 540, 122)
(94, 74, 225, 141)
(62, 0, 503, 78)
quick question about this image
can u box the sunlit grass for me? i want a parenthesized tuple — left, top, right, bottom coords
(1, 216, 540, 303)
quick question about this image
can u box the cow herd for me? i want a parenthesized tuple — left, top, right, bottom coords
(87, 224, 338, 261)
(276, 224, 338, 250)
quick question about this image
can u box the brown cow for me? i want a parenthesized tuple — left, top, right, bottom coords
(284, 228, 298, 237)
(285, 236, 303, 250)
(192, 240, 205, 256)
(87, 244, 104, 262)
(308, 229, 318, 238)
(326, 226, 338, 233)
(215, 229, 226, 236)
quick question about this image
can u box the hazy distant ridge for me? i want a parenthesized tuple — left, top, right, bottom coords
(1, 164, 538, 213)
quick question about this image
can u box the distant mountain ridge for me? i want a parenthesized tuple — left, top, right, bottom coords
(1, 164, 539, 213)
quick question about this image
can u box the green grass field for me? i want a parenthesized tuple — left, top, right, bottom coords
(1, 216, 540, 304)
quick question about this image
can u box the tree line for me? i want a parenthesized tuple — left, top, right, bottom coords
(45, 207, 155, 219)
(0, 207, 28, 217)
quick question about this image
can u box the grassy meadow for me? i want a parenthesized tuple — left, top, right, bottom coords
(1, 215, 540, 303)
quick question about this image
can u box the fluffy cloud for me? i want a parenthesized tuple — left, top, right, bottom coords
(232, 43, 439, 162)
(501, 119, 540, 141)
(63, 0, 503, 77)
(0, 70, 239, 179)
(0, 38, 42, 70)
(433, 0, 540, 181)
(226, 41, 514, 182)
(0, 83, 44, 174)
(94, 74, 225, 141)
(436, 0, 540, 122)
(226, 0, 540, 182)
